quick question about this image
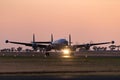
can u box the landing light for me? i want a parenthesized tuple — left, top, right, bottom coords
(62, 49, 70, 55)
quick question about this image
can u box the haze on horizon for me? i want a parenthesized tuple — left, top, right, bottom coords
(0, 0, 120, 49)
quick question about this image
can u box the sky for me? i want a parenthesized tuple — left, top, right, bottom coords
(0, 0, 120, 49)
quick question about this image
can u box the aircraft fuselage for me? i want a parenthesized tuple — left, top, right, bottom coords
(47, 39, 69, 51)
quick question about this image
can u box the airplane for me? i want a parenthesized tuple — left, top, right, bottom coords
(5, 34, 115, 56)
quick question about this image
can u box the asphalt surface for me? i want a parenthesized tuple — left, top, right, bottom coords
(1, 51, 120, 57)
(0, 76, 120, 80)
(0, 51, 120, 80)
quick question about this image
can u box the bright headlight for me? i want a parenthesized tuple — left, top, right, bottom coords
(62, 49, 70, 54)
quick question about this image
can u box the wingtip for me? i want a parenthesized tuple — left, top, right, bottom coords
(111, 41, 115, 44)
(5, 40, 9, 43)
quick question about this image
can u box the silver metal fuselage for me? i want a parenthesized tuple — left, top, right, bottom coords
(51, 39, 69, 50)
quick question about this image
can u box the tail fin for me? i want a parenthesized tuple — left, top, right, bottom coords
(69, 34, 71, 46)
(33, 34, 35, 42)
(51, 34, 53, 42)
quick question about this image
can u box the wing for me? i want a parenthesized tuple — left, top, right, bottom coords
(73, 41, 114, 50)
(5, 40, 32, 46)
(88, 41, 114, 46)
(5, 40, 48, 48)
(35, 41, 51, 44)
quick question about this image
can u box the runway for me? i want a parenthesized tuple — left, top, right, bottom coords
(0, 51, 120, 79)
(1, 50, 120, 57)
(0, 76, 120, 80)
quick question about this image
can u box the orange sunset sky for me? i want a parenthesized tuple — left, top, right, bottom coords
(0, 0, 120, 48)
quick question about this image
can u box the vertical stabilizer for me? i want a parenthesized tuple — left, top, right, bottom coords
(69, 34, 71, 46)
(33, 34, 35, 42)
(51, 34, 53, 42)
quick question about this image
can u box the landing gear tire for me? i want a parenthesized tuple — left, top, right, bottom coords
(45, 52, 50, 57)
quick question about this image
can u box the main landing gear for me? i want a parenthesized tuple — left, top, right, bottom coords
(38, 48, 50, 57)
(45, 52, 50, 57)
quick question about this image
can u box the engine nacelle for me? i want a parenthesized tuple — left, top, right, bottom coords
(46, 45, 52, 51)
(85, 44, 91, 50)
(32, 43, 38, 50)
